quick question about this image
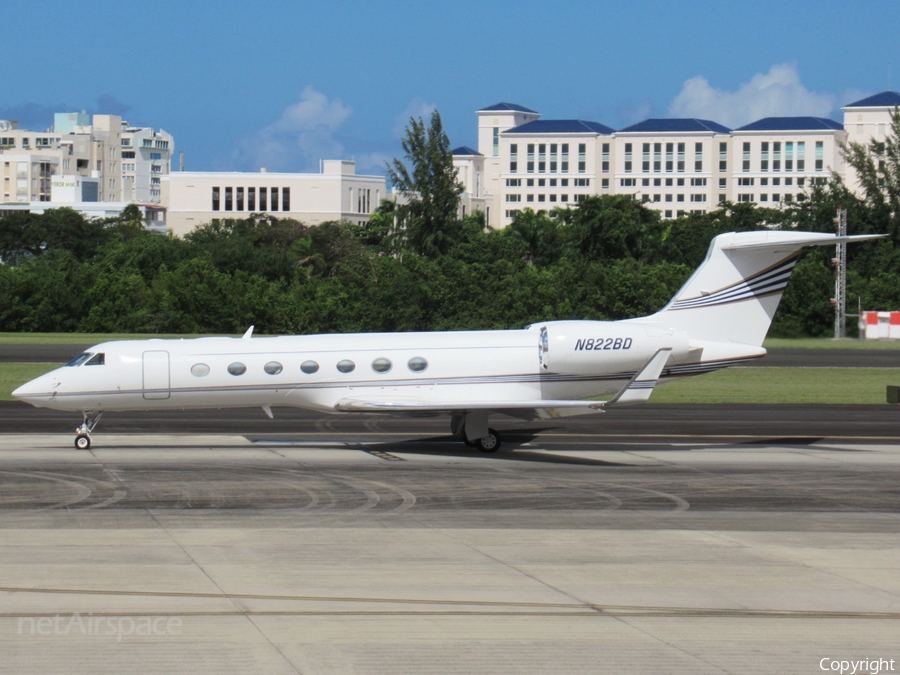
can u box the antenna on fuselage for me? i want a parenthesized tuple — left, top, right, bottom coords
(242, 325, 254, 340)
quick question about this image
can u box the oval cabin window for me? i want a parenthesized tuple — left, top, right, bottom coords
(264, 361, 283, 375)
(408, 357, 428, 372)
(227, 362, 247, 376)
(191, 363, 210, 377)
(336, 360, 356, 373)
(300, 360, 319, 374)
(372, 358, 392, 373)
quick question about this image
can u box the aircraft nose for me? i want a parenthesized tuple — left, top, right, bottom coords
(12, 374, 55, 402)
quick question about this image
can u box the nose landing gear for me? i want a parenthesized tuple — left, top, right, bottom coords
(75, 412, 103, 450)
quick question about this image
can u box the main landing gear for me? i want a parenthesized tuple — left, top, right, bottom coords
(450, 413, 503, 453)
(75, 411, 103, 450)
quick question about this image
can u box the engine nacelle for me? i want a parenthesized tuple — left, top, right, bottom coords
(539, 320, 690, 376)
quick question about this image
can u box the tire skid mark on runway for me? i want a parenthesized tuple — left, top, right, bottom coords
(0, 470, 92, 511)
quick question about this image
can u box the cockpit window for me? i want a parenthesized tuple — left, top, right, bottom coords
(85, 353, 105, 366)
(65, 352, 93, 367)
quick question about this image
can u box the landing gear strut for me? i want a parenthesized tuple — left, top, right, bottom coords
(75, 411, 103, 450)
(450, 414, 502, 453)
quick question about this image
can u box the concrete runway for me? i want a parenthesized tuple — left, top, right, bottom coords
(1, 413, 899, 673)
(2, 343, 899, 367)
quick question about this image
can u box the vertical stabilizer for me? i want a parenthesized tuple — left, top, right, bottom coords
(651, 231, 884, 346)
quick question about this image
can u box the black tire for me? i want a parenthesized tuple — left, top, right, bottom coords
(75, 434, 91, 450)
(476, 429, 501, 453)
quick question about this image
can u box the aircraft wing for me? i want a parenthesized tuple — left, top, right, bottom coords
(334, 348, 673, 420)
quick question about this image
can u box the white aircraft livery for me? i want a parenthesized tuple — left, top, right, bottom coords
(13, 230, 882, 451)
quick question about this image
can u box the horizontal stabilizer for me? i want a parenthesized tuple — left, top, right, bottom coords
(601, 347, 672, 406)
(721, 233, 886, 250)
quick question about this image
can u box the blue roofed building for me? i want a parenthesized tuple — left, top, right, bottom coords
(452, 93, 895, 227)
(842, 91, 900, 192)
(614, 118, 733, 218)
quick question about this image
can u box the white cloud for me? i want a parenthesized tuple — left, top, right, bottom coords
(668, 63, 835, 128)
(392, 98, 437, 137)
(228, 86, 353, 172)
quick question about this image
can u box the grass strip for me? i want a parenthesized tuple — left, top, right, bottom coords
(651, 367, 900, 404)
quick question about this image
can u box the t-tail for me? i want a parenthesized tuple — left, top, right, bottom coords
(648, 230, 884, 348)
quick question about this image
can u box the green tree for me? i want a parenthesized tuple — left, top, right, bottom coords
(387, 110, 463, 257)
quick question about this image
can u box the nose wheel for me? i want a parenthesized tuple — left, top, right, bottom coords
(475, 429, 501, 453)
(74, 411, 103, 450)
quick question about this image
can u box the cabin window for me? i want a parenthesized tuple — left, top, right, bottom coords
(227, 362, 247, 376)
(65, 352, 93, 367)
(300, 360, 319, 374)
(191, 363, 210, 377)
(264, 361, 283, 375)
(336, 359, 356, 373)
(408, 357, 428, 372)
(85, 353, 105, 366)
(372, 358, 392, 373)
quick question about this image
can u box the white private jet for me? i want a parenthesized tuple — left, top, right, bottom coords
(13, 230, 881, 451)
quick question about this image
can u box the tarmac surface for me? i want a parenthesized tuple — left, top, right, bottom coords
(0, 405, 899, 673)
(1, 343, 899, 367)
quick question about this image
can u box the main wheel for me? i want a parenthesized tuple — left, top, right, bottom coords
(475, 429, 501, 453)
(75, 434, 91, 450)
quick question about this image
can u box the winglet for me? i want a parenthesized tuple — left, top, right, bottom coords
(242, 325, 254, 340)
(601, 348, 672, 407)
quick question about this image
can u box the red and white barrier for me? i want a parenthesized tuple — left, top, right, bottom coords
(859, 311, 900, 339)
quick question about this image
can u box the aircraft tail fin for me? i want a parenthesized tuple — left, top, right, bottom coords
(650, 231, 884, 347)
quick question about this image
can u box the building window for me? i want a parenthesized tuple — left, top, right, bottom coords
(492, 128, 499, 157)
(601, 178, 609, 189)
(601, 143, 609, 173)
(624, 143, 632, 173)
(815, 141, 824, 171)
(797, 177, 806, 187)
(549, 143, 558, 173)
(578, 143, 586, 173)
(282, 187, 290, 211)
(506, 194, 521, 202)
(677, 142, 685, 172)
(259, 187, 267, 211)
(527, 144, 535, 173)
(773, 142, 781, 172)
(538, 194, 545, 202)
(719, 142, 727, 172)
(642, 143, 650, 173)
(719, 178, 727, 188)
(690, 178, 707, 186)
(690, 194, 706, 202)
(797, 142, 805, 171)
(151, 152, 161, 160)
(737, 194, 754, 203)
(665, 143, 674, 172)
(248, 187, 256, 211)
(236, 187, 244, 211)
(718, 194, 727, 203)
(653, 143, 661, 172)
(538, 144, 546, 173)
(760, 142, 769, 172)
(526, 194, 534, 202)
(224, 187, 233, 211)
(549, 194, 557, 202)
(785, 141, 793, 171)
(574, 178, 590, 187)
(270, 187, 279, 211)
(506, 178, 521, 187)
(510, 144, 518, 173)
(561, 194, 569, 201)
(505, 209, 519, 218)
(738, 177, 754, 186)
(561, 144, 569, 172)
(211, 187, 220, 211)
(677, 194, 684, 202)
(561, 178, 568, 186)
(694, 142, 703, 172)
(742, 142, 751, 172)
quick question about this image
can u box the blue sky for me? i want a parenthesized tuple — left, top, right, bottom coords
(4, 0, 897, 176)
